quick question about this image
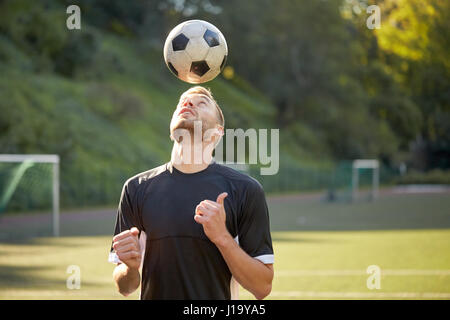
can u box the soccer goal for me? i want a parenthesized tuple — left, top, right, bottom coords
(351, 159, 379, 202)
(0, 154, 60, 237)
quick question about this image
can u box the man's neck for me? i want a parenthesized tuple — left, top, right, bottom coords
(171, 161, 211, 174)
(170, 141, 214, 174)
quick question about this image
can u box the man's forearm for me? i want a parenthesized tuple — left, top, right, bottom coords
(113, 263, 141, 296)
(215, 234, 273, 300)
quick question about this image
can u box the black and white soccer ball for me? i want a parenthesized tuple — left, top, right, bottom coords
(163, 20, 228, 84)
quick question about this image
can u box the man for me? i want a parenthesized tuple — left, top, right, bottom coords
(109, 86, 274, 300)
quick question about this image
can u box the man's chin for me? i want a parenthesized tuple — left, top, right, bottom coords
(170, 118, 215, 142)
(172, 119, 195, 132)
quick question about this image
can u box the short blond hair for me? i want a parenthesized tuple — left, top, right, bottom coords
(182, 86, 225, 127)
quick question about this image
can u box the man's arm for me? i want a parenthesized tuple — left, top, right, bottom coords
(111, 227, 142, 296)
(113, 263, 141, 296)
(194, 193, 274, 300)
(215, 233, 273, 299)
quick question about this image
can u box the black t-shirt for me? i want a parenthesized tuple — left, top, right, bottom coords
(109, 161, 274, 300)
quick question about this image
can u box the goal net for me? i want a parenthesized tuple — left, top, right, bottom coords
(351, 159, 379, 202)
(0, 154, 60, 239)
(326, 159, 380, 203)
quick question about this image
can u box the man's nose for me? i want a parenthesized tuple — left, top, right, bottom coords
(183, 100, 193, 107)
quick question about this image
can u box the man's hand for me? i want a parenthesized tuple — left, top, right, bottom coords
(194, 192, 231, 245)
(112, 227, 141, 270)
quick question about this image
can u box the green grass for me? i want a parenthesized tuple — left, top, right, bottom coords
(254, 229, 450, 299)
(0, 192, 449, 299)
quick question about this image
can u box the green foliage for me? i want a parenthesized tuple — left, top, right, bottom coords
(0, 0, 448, 211)
(372, 0, 450, 169)
(0, 0, 98, 76)
(0, 2, 281, 211)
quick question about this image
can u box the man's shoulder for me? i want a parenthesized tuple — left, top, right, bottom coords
(124, 163, 169, 189)
(212, 163, 264, 191)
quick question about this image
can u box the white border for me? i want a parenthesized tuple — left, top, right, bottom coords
(254, 254, 274, 264)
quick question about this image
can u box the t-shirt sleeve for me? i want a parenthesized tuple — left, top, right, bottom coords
(108, 179, 144, 264)
(237, 180, 274, 264)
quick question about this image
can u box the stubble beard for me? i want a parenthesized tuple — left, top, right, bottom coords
(170, 117, 214, 143)
(171, 118, 194, 143)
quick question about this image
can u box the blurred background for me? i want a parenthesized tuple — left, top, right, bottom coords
(0, 0, 449, 299)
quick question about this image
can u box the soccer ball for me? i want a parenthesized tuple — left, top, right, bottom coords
(163, 20, 228, 84)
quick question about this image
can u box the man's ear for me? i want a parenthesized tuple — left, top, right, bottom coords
(204, 126, 223, 144)
(211, 125, 224, 148)
(169, 132, 175, 142)
(217, 125, 224, 137)
(212, 125, 224, 141)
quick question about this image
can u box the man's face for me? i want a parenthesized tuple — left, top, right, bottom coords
(170, 92, 219, 140)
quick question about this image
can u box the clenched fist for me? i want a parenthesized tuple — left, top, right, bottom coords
(112, 227, 141, 270)
(194, 192, 230, 245)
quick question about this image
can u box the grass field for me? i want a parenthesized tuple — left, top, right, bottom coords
(0, 191, 449, 299)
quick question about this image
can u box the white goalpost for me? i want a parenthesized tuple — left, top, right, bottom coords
(351, 159, 379, 202)
(0, 154, 60, 237)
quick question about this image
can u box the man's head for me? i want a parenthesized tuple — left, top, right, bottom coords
(170, 86, 224, 145)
